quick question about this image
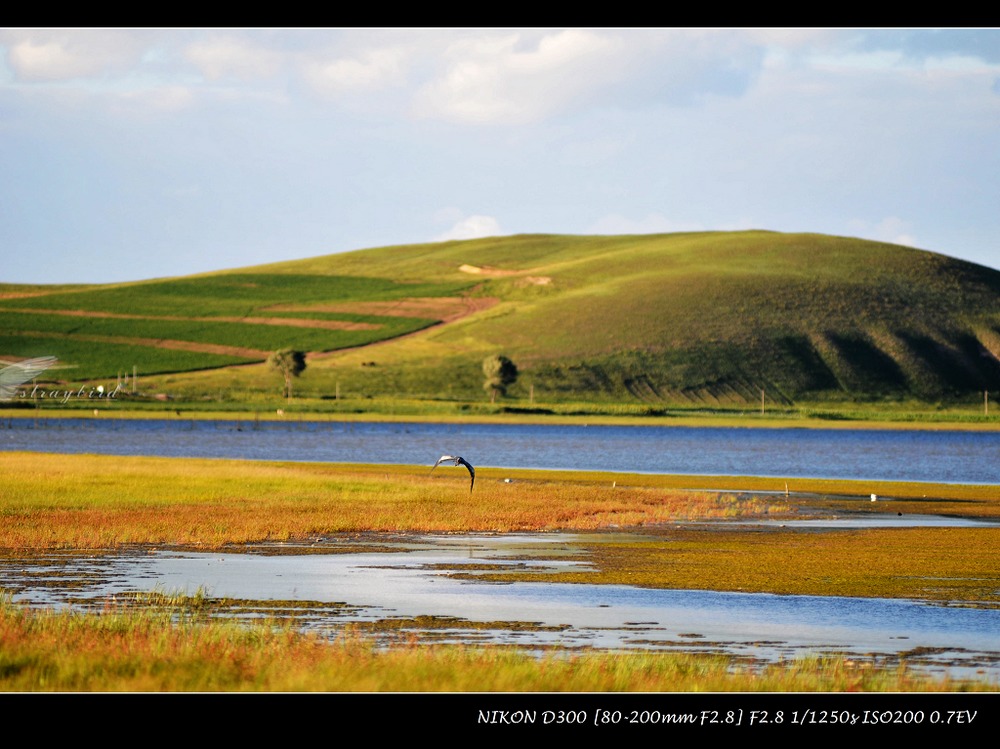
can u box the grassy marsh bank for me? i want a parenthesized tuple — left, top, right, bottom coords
(1, 451, 998, 692)
(1, 451, 997, 605)
(0, 452, 793, 548)
(485, 526, 1000, 605)
(0, 597, 989, 692)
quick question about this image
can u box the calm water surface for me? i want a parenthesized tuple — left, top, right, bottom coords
(3, 533, 998, 679)
(3, 417, 999, 484)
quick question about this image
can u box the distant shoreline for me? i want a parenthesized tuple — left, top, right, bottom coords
(2, 405, 998, 432)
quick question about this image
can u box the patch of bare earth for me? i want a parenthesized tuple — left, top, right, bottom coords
(266, 296, 498, 324)
(0, 292, 54, 299)
(458, 264, 522, 277)
(459, 264, 551, 286)
(217, 316, 378, 330)
(119, 338, 269, 358)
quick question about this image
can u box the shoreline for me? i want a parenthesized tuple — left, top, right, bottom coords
(2, 450, 997, 500)
(2, 406, 999, 432)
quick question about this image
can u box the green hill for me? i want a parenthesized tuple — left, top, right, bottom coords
(2, 231, 999, 407)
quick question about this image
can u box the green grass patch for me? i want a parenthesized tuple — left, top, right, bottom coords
(0, 334, 251, 380)
(0, 273, 473, 317)
(3, 310, 435, 353)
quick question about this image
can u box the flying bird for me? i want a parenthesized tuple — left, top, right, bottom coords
(0, 356, 58, 401)
(431, 454, 476, 493)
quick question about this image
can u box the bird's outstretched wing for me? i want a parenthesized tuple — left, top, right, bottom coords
(457, 457, 475, 493)
(0, 356, 58, 401)
(431, 454, 476, 493)
(431, 454, 458, 471)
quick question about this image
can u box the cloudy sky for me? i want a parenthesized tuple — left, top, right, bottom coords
(1, 27, 998, 284)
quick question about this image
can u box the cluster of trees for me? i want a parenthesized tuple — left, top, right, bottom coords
(268, 348, 520, 403)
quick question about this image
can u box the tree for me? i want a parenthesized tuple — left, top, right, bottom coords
(482, 354, 518, 403)
(268, 349, 307, 398)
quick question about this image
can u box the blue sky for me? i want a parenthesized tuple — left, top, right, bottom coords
(1, 28, 998, 284)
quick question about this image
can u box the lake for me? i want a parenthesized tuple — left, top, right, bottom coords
(3, 416, 999, 484)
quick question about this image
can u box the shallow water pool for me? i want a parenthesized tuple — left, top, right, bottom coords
(3, 531, 998, 681)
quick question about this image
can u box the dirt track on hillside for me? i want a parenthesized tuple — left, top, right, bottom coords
(265, 296, 497, 324)
(305, 296, 500, 361)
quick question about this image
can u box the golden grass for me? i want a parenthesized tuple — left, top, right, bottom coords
(495, 526, 1000, 605)
(2, 451, 997, 604)
(0, 452, 791, 549)
(0, 598, 988, 692)
(2, 449, 998, 693)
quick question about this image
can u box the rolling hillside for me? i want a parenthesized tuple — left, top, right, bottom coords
(2, 231, 999, 406)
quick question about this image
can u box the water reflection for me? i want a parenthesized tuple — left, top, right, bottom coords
(747, 513, 998, 529)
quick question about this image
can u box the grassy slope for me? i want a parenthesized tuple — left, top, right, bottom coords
(265, 231, 1000, 406)
(3, 231, 999, 406)
(0, 272, 471, 379)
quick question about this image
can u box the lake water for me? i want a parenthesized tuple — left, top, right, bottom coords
(3, 416, 999, 484)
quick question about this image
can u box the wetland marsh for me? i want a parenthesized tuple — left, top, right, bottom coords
(1, 416, 998, 691)
(4, 527, 999, 682)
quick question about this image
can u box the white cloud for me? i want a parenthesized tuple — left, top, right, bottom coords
(7, 40, 84, 80)
(434, 214, 503, 241)
(2, 30, 148, 82)
(1, 28, 998, 283)
(184, 36, 282, 82)
(407, 28, 775, 125)
(411, 29, 629, 124)
(302, 47, 407, 96)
